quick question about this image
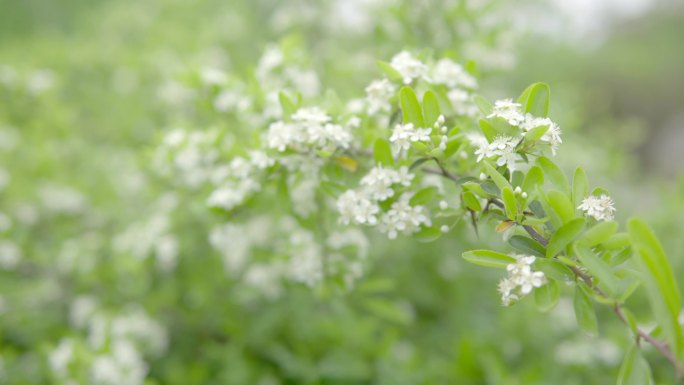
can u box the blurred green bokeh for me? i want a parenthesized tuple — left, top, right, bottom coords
(0, 1, 682, 384)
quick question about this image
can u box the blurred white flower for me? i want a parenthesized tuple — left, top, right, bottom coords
(499, 255, 546, 306)
(431, 58, 477, 89)
(488, 98, 524, 126)
(578, 194, 616, 221)
(378, 193, 431, 239)
(390, 123, 432, 152)
(365, 78, 396, 114)
(390, 51, 428, 84)
(0, 240, 21, 269)
(337, 190, 380, 226)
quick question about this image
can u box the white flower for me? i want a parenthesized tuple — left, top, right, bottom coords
(447, 89, 479, 117)
(360, 166, 398, 201)
(0, 240, 20, 269)
(200, 67, 227, 86)
(49, 338, 74, 377)
(266, 121, 297, 151)
(267, 107, 351, 152)
(520, 114, 562, 155)
(207, 180, 260, 211)
(578, 195, 616, 221)
(287, 230, 324, 287)
(498, 278, 519, 306)
(358, 166, 415, 201)
(519, 270, 546, 294)
(337, 190, 380, 225)
(378, 194, 431, 239)
(365, 79, 396, 114)
(498, 254, 546, 306)
(389, 123, 432, 152)
(248, 150, 275, 169)
(431, 59, 477, 89)
(395, 166, 414, 186)
(390, 51, 428, 84)
(292, 107, 331, 125)
(488, 99, 524, 126)
(474, 135, 520, 170)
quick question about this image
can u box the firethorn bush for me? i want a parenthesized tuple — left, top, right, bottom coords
(0, 0, 682, 384)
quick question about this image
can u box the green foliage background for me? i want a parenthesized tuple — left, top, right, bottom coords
(0, 0, 683, 384)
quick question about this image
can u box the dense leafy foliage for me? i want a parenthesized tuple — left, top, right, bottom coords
(1, 0, 683, 384)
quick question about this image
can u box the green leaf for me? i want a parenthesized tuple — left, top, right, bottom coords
(574, 244, 620, 296)
(617, 345, 653, 385)
(537, 156, 569, 193)
(546, 218, 585, 257)
(535, 280, 559, 312)
(422, 90, 441, 127)
(361, 298, 411, 325)
(522, 82, 550, 117)
(409, 157, 430, 170)
(508, 235, 546, 257)
(373, 138, 394, 167)
(413, 226, 442, 242)
(502, 187, 517, 220)
(535, 258, 575, 282)
(480, 180, 500, 196)
(482, 160, 512, 191)
(375, 60, 403, 82)
(278, 91, 297, 119)
(574, 283, 598, 335)
(524, 125, 549, 142)
(410, 186, 439, 206)
(462, 191, 482, 212)
(399, 87, 424, 127)
(603, 232, 631, 250)
(462, 250, 515, 269)
(479, 119, 496, 142)
(577, 221, 618, 247)
(628, 218, 684, 359)
(473, 94, 493, 115)
(522, 166, 544, 195)
(547, 190, 575, 224)
(572, 167, 589, 209)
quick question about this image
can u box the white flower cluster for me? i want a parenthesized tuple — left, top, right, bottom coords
(488, 99, 525, 126)
(473, 99, 563, 169)
(519, 114, 563, 155)
(0, 65, 56, 95)
(207, 151, 273, 211)
(360, 165, 414, 200)
(337, 166, 430, 239)
(256, 45, 320, 100)
(390, 51, 429, 84)
(475, 135, 520, 170)
(383, 53, 480, 118)
(390, 123, 432, 153)
(267, 107, 352, 153)
(113, 194, 179, 272)
(431, 58, 477, 89)
(50, 301, 167, 385)
(153, 129, 223, 188)
(578, 194, 616, 221)
(365, 78, 396, 115)
(0, 239, 21, 270)
(38, 184, 87, 215)
(498, 255, 546, 306)
(209, 216, 370, 293)
(378, 193, 432, 239)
